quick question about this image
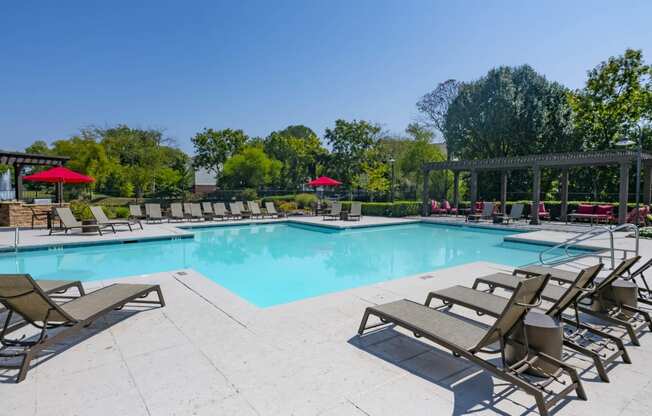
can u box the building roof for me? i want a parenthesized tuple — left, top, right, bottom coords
(0, 150, 69, 166)
(424, 150, 652, 172)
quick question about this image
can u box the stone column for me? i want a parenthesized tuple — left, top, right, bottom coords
(618, 162, 630, 224)
(500, 171, 508, 214)
(644, 164, 652, 206)
(453, 171, 460, 209)
(560, 169, 569, 222)
(469, 170, 478, 214)
(530, 166, 541, 225)
(421, 168, 430, 216)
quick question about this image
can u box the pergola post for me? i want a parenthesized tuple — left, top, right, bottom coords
(560, 169, 569, 222)
(452, 171, 460, 209)
(618, 162, 630, 224)
(469, 170, 478, 214)
(500, 171, 508, 214)
(644, 164, 652, 205)
(421, 168, 430, 216)
(13, 163, 23, 201)
(530, 166, 541, 225)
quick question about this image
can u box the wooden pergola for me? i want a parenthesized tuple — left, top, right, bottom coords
(0, 150, 69, 201)
(422, 150, 652, 224)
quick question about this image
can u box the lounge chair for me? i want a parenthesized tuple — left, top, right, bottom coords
(264, 202, 281, 218)
(247, 201, 264, 219)
(494, 203, 524, 224)
(323, 202, 341, 220)
(213, 202, 230, 220)
(189, 203, 204, 221)
(229, 202, 243, 220)
(145, 203, 164, 223)
(534, 202, 551, 221)
(347, 202, 362, 221)
(90, 206, 142, 231)
(201, 202, 215, 220)
(169, 203, 186, 222)
(129, 204, 146, 220)
(237, 201, 252, 218)
(183, 203, 195, 220)
(0, 274, 164, 382)
(0, 277, 85, 335)
(426, 264, 630, 382)
(358, 274, 586, 416)
(466, 202, 494, 222)
(475, 257, 647, 345)
(49, 207, 111, 235)
(519, 258, 652, 308)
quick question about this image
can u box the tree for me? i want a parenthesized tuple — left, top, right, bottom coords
(323, 119, 381, 185)
(264, 126, 326, 188)
(221, 145, 281, 188)
(416, 79, 461, 141)
(568, 48, 652, 150)
(443, 65, 579, 199)
(191, 128, 248, 176)
(399, 123, 447, 195)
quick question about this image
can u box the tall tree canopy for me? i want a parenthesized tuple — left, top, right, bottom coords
(191, 128, 248, 176)
(221, 145, 281, 189)
(324, 119, 381, 185)
(568, 48, 652, 150)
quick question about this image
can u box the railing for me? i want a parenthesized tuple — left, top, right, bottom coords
(14, 227, 19, 252)
(539, 223, 640, 269)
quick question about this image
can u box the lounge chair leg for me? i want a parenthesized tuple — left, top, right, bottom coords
(534, 391, 549, 416)
(155, 286, 166, 307)
(563, 340, 609, 382)
(358, 310, 371, 335)
(16, 351, 33, 383)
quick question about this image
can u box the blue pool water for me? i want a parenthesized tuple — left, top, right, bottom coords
(0, 223, 585, 307)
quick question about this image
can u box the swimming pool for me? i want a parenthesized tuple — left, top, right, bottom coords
(0, 223, 585, 307)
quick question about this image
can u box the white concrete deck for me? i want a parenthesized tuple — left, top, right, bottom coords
(1, 217, 652, 415)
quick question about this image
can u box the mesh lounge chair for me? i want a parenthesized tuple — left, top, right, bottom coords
(247, 201, 264, 219)
(474, 257, 646, 345)
(90, 206, 142, 231)
(622, 258, 652, 305)
(0, 274, 164, 382)
(466, 202, 494, 222)
(129, 204, 146, 220)
(145, 203, 164, 223)
(495, 203, 524, 224)
(201, 202, 215, 220)
(183, 203, 195, 220)
(213, 202, 231, 220)
(169, 203, 186, 222)
(0, 277, 85, 335)
(229, 202, 243, 220)
(359, 274, 586, 416)
(264, 202, 281, 218)
(347, 202, 362, 221)
(50, 207, 111, 235)
(237, 201, 252, 218)
(189, 203, 204, 221)
(426, 264, 630, 382)
(323, 202, 341, 220)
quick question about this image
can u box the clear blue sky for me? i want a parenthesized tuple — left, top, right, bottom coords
(1, 0, 650, 153)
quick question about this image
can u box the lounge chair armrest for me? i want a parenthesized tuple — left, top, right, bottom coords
(514, 296, 542, 309)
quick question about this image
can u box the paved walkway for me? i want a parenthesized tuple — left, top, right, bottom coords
(1, 217, 651, 415)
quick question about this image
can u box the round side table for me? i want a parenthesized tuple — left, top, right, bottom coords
(591, 277, 638, 319)
(505, 311, 563, 377)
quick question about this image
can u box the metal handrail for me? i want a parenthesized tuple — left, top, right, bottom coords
(14, 227, 19, 253)
(539, 223, 640, 269)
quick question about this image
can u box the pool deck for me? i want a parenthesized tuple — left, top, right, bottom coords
(1, 216, 652, 415)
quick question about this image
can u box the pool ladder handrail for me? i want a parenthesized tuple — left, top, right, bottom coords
(539, 223, 639, 269)
(14, 227, 20, 253)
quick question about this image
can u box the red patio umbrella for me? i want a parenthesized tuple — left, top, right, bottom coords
(23, 166, 94, 203)
(308, 176, 342, 187)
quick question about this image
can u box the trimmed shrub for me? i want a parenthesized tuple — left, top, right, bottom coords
(340, 201, 422, 217)
(69, 200, 93, 220)
(240, 188, 258, 201)
(294, 193, 318, 209)
(278, 201, 298, 212)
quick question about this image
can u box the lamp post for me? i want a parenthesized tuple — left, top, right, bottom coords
(389, 157, 395, 203)
(616, 125, 642, 225)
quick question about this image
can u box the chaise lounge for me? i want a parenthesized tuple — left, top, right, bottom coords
(0, 274, 165, 383)
(358, 274, 586, 416)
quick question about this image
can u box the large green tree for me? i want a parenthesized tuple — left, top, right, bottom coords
(443, 65, 579, 199)
(191, 128, 248, 176)
(263, 125, 326, 188)
(323, 119, 381, 185)
(221, 145, 281, 188)
(568, 48, 652, 150)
